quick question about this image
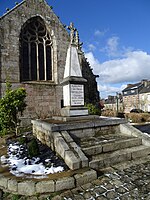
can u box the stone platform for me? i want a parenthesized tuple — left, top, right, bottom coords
(32, 117, 150, 172)
(0, 117, 150, 197)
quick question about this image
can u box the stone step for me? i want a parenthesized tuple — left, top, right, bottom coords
(80, 133, 137, 148)
(82, 137, 142, 156)
(89, 145, 150, 170)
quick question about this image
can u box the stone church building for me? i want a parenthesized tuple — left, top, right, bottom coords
(0, 0, 99, 122)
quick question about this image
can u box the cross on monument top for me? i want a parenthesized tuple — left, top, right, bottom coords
(67, 22, 77, 44)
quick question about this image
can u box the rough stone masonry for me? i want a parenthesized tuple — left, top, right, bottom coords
(0, 0, 99, 124)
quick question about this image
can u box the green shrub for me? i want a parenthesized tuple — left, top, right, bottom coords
(12, 194, 21, 200)
(85, 103, 101, 115)
(27, 138, 39, 158)
(18, 136, 27, 145)
(0, 81, 26, 136)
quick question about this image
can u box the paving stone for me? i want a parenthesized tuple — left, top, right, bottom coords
(81, 182, 93, 190)
(104, 183, 115, 190)
(111, 179, 123, 187)
(83, 191, 93, 199)
(93, 186, 107, 195)
(74, 194, 85, 200)
(92, 179, 104, 186)
(106, 190, 118, 199)
(130, 188, 139, 198)
(120, 193, 132, 200)
(60, 190, 74, 199)
(124, 183, 135, 191)
(71, 186, 84, 195)
(116, 186, 128, 194)
(96, 195, 108, 200)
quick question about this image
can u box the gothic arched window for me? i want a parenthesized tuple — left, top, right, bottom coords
(20, 17, 52, 81)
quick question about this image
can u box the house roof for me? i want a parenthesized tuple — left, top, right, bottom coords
(139, 84, 150, 94)
(122, 82, 141, 92)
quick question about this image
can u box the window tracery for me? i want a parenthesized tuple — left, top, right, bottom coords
(20, 17, 52, 81)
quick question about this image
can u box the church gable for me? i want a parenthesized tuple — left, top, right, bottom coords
(0, 0, 100, 121)
(0, 0, 69, 84)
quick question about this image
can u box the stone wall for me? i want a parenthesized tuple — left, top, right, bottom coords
(0, 0, 69, 119)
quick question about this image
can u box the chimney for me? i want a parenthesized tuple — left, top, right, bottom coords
(142, 79, 148, 87)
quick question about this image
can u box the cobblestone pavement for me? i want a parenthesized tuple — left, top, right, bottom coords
(54, 157, 150, 200)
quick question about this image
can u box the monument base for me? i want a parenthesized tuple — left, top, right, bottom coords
(52, 114, 100, 122)
(61, 106, 88, 117)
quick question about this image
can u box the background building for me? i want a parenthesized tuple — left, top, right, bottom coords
(103, 94, 123, 113)
(122, 80, 150, 113)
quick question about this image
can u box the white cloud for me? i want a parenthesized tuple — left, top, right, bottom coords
(85, 50, 150, 98)
(88, 44, 96, 51)
(85, 50, 150, 84)
(94, 29, 108, 37)
(84, 52, 99, 67)
(98, 84, 124, 98)
(100, 36, 121, 57)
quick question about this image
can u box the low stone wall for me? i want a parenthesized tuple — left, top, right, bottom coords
(120, 123, 150, 146)
(0, 169, 97, 196)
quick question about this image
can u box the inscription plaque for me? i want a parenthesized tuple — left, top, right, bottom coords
(71, 84, 84, 106)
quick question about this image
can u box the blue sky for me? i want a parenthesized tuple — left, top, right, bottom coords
(1, 0, 150, 98)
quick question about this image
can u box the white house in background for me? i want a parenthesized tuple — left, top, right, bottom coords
(104, 94, 123, 112)
(139, 81, 150, 112)
(122, 79, 150, 113)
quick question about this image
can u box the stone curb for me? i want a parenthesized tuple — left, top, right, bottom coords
(0, 169, 97, 196)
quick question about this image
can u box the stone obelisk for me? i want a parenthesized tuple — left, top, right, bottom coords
(61, 23, 88, 117)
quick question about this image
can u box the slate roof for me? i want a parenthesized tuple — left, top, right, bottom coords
(122, 82, 141, 92)
(139, 84, 150, 94)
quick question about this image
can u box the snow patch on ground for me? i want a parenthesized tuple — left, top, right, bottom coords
(0, 142, 64, 178)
